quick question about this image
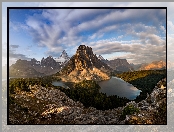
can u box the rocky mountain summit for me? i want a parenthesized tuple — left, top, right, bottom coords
(36, 56, 61, 75)
(139, 60, 166, 71)
(59, 45, 112, 82)
(41, 56, 58, 67)
(98, 55, 134, 72)
(9, 78, 166, 124)
(54, 50, 70, 65)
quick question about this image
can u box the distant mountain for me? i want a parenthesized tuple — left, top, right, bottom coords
(37, 56, 61, 75)
(139, 60, 166, 71)
(107, 58, 134, 72)
(41, 56, 58, 67)
(130, 63, 144, 71)
(9, 56, 61, 77)
(59, 45, 112, 82)
(55, 50, 70, 65)
(9, 66, 45, 77)
(98, 55, 134, 72)
(9, 51, 72, 78)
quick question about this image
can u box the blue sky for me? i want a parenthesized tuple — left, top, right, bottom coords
(5, 5, 167, 66)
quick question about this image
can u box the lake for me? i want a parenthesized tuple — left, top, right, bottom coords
(52, 81, 70, 89)
(52, 77, 141, 100)
(98, 77, 141, 100)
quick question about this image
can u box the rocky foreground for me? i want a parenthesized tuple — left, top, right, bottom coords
(9, 79, 166, 124)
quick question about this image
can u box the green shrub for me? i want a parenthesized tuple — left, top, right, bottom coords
(9, 96, 15, 104)
(120, 105, 139, 120)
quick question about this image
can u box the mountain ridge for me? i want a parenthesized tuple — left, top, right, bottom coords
(9, 50, 72, 77)
(139, 60, 166, 71)
(97, 55, 134, 72)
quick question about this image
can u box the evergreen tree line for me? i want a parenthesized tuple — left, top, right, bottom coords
(9, 69, 166, 111)
(57, 80, 130, 110)
(9, 76, 61, 94)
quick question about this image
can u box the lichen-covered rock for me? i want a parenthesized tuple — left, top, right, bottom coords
(122, 78, 166, 124)
(9, 78, 166, 124)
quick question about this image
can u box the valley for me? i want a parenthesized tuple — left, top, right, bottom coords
(8, 45, 167, 124)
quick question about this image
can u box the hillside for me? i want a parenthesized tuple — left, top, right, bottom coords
(8, 77, 166, 124)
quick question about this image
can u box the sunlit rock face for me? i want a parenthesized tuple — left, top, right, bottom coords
(59, 45, 112, 82)
(139, 60, 166, 70)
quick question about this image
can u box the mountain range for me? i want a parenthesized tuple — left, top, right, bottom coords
(98, 55, 166, 72)
(98, 55, 134, 72)
(138, 60, 166, 71)
(9, 45, 166, 78)
(9, 50, 70, 77)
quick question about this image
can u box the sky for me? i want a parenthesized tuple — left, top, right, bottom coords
(2, 3, 171, 67)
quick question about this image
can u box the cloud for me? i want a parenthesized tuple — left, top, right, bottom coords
(10, 21, 29, 32)
(9, 48, 32, 65)
(10, 45, 19, 49)
(117, 35, 123, 39)
(9, 52, 31, 60)
(83, 36, 166, 64)
(9, 8, 166, 64)
(9, 43, 32, 65)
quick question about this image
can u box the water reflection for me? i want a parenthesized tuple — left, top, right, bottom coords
(98, 77, 141, 100)
(52, 81, 70, 89)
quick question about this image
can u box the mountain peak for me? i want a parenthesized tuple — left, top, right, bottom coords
(98, 55, 105, 60)
(55, 50, 70, 64)
(76, 45, 93, 56)
(59, 45, 112, 82)
(60, 50, 69, 58)
(139, 60, 166, 70)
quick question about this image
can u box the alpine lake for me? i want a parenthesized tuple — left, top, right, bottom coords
(52, 76, 141, 100)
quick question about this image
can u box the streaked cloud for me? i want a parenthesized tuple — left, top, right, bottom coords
(9, 8, 166, 64)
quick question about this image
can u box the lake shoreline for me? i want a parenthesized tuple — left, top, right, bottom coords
(52, 76, 141, 100)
